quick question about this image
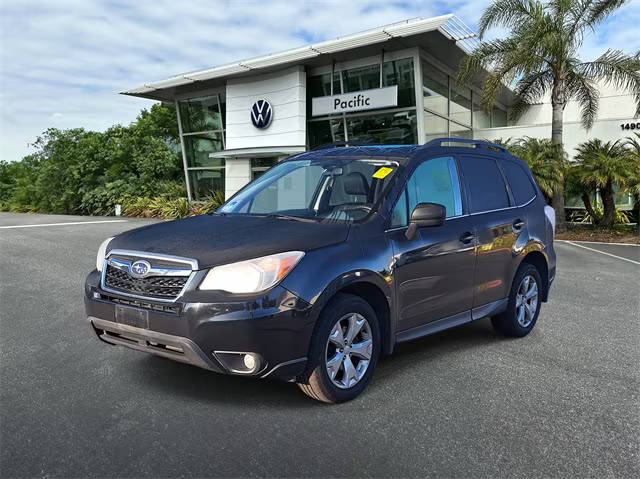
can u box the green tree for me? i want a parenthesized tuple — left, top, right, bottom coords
(1, 102, 183, 215)
(572, 139, 636, 226)
(622, 132, 640, 222)
(503, 137, 568, 203)
(457, 0, 640, 230)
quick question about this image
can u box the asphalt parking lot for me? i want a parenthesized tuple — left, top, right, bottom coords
(1, 212, 638, 478)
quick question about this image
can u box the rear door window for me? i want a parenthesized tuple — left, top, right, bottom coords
(458, 156, 510, 213)
(500, 159, 537, 205)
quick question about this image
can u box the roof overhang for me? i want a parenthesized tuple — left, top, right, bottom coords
(121, 14, 490, 102)
(211, 146, 307, 158)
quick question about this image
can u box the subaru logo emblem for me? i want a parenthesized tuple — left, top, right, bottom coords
(251, 99, 273, 129)
(129, 260, 151, 279)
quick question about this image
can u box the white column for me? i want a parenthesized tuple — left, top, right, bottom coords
(225, 158, 251, 199)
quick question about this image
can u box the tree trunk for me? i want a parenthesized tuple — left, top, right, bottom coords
(600, 180, 617, 227)
(634, 193, 640, 236)
(581, 191, 600, 225)
(551, 85, 566, 231)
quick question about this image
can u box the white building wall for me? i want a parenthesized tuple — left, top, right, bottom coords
(477, 118, 630, 160)
(224, 158, 251, 200)
(480, 80, 639, 159)
(225, 66, 307, 149)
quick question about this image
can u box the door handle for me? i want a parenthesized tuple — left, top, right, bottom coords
(513, 219, 524, 231)
(460, 232, 475, 244)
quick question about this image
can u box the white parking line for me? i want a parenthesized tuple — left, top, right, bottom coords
(558, 239, 639, 247)
(562, 240, 640, 265)
(0, 220, 128, 229)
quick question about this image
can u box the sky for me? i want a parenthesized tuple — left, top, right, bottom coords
(1, 0, 639, 162)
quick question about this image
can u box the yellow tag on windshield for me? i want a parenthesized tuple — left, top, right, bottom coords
(372, 167, 393, 179)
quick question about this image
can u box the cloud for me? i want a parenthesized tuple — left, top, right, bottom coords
(1, 0, 638, 162)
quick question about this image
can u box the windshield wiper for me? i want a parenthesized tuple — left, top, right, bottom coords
(265, 213, 319, 223)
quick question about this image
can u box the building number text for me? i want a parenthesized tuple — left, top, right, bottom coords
(620, 122, 640, 130)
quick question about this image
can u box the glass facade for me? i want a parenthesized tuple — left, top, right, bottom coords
(450, 83, 471, 127)
(251, 157, 278, 180)
(307, 58, 417, 149)
(178, 93, 226, 199)
(308, 118, 345, 147)
(422, 59, 508, 140)
(346, 111, 417, 144)
(179, 95, 225, 132)
(173, 52, 513, 200)
(188, 169, 225, 200)
(183, 133, 224, 168)
(422, 67, 448, 116)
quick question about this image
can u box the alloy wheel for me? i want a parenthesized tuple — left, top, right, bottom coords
(325, 313, 373, 389)
(515, 274, 539, 328)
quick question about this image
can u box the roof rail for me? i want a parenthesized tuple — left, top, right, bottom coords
(312, 141, 385, 150)
(421, 137, 508, 153)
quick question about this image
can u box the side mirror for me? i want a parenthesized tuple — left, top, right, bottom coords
(405, 202, 446, 240)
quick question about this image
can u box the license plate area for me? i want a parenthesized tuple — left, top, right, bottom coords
(115, 305, 149, 329)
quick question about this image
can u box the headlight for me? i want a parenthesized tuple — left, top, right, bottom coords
(199, 251, 305, 294)
(96, 237, 114, 272)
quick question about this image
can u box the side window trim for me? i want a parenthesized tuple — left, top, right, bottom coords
(450, 156, 466, 216)
(389, 185, 409, 228)
(453, 155, 470, 216)
(495, 158, 516, 207)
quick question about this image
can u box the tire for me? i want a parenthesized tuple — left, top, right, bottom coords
(297, 293, 381, 404)
(491, 262, 543, 337)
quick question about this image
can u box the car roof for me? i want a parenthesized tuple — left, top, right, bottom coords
(292, 144, 419, 161)
(292, 138, 522, 163)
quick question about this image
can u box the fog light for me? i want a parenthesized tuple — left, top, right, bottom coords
(214, 351, 265, 374)
(243, 353, 257, 371)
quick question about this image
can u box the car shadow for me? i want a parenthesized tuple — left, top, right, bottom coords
(374, 318, 507, 381)
(126, 318, 511, 406)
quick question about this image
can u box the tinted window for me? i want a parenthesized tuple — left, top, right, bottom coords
(501, 159, 536, 205)
(459, 156, 510, 213)
(407, 157, 462, 218)
(391, 189, 408, 227)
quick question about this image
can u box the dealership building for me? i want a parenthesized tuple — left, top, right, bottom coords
(123, 14, 637, 209)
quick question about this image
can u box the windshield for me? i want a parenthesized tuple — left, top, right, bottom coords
(218, 157, 399, 222)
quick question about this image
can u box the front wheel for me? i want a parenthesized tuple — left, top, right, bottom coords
(491, 263, 542, 337)
(297, 293, 381, 403)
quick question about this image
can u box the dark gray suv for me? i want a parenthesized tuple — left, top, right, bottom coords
(85, 138, 556, 403)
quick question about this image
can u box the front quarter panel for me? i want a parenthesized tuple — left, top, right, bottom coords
(280, 222, 395, 341)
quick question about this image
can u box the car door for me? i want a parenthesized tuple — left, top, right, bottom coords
(457, 154, 521, 315)
(387, 156, 476, 332)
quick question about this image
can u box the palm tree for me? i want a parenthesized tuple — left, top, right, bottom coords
(457, 0, 640, 230)
(622, 132, 640, 223)
(573, 139, 634, 227)
(491, 137, 568, 202)
(513, 137, 568, 203)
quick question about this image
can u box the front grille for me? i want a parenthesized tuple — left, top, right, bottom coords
(98, 293, 180, 314)
(104, 264, 189, 300)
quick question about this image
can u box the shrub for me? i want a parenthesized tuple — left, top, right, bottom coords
(119, 191, 225, 219)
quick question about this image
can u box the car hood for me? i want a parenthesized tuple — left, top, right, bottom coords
(107, 214, 350, 269)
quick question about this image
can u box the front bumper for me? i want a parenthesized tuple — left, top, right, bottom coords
(85, 270, 314, 381)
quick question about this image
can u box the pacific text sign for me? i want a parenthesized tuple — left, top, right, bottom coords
(311, 86, 398, 117)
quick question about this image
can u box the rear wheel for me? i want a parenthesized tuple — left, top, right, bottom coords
(491, 263, 542, 337)
(297, 293, 380, 403)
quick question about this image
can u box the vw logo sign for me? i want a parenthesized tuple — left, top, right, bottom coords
(251, 99, 273, 129)
(129, 260, 151, 279)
